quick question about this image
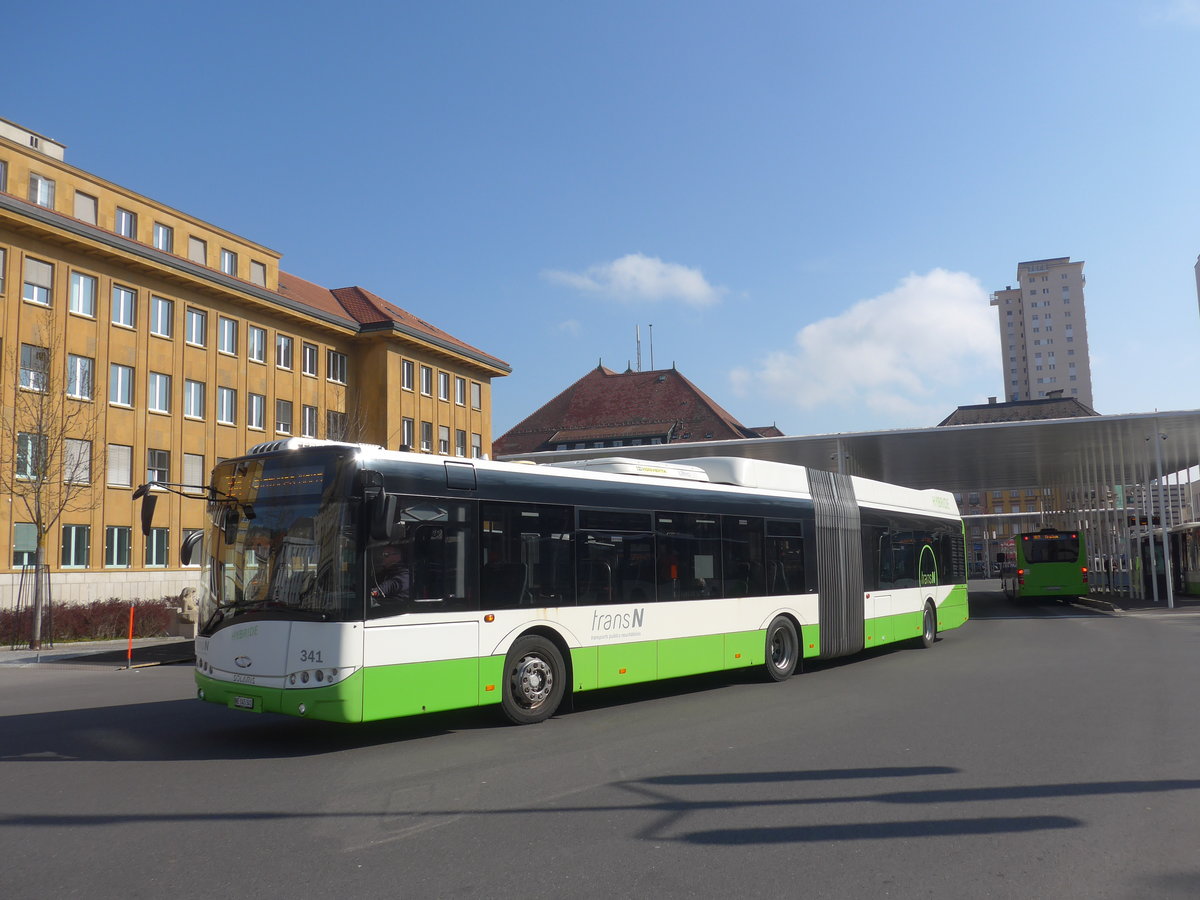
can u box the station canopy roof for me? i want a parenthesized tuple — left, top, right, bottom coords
(499, 409, 1200, 494)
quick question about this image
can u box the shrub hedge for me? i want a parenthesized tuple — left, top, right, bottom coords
(1, 597, 176, 645)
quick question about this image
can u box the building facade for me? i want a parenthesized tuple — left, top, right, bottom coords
(0, 118, 508, 605)
(990, 257, 1093, 407)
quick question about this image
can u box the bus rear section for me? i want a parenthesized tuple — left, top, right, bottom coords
(1011, 529, 1088, 600)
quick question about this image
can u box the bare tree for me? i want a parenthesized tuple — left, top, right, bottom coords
(0, 323, 101, 648)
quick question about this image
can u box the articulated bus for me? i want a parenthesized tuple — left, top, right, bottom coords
(154, 439, 968, 725)
(1003, 528, 1088, 601)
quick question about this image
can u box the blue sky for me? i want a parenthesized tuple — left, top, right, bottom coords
(10, 1, 1200, 437)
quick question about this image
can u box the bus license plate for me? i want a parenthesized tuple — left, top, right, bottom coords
(234, 696, 256, 710)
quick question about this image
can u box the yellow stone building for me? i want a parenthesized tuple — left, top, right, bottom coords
(0, 118, 509, 605)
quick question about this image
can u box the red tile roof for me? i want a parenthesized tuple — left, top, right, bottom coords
(493, 365, 771, 457)
(278, 272, 509, 371)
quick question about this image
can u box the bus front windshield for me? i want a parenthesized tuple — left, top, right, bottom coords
(198, 449, 359, 634)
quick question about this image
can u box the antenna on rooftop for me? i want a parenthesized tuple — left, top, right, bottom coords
(636, 325, 642, 372)
(649, 323, 654, 370)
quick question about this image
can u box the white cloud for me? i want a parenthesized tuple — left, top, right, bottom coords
(557, 319, 582, 337)
(733, 269, 1000, 429)
(543, 253, 725, 307)
(1147, 1, 1200, 27)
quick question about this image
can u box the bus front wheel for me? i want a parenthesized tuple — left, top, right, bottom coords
(764, 616, 799, 682)
(501, 635, 566, 725)
(918, 602, 937, 649)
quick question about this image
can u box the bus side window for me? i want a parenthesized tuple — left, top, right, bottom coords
(481, 501, 575, 609)
(766, 519, 810, 595)
(656, 512, 721, 601)
(722, 516, 764, 599)
(577, 531, 655, 605)
(369, 500, 477, 617)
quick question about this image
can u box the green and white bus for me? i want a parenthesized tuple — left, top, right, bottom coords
(1003, 528, 1088, 601)
(163, 439, 968, 725)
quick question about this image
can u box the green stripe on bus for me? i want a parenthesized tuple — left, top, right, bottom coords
(196, 670, 365, 724)
(362, 657, 482, 720)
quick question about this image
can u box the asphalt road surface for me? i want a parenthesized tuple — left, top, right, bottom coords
(3, 586, 1199, 899)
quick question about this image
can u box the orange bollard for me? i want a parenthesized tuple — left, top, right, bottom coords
(127, 603, 135, 669)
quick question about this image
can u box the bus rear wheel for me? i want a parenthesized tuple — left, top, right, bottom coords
(918, 602, 937, 649)
(764, 616, 799, 682)
(501, 635, 566, 725)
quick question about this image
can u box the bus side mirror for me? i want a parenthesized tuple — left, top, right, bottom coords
(181, 529, 203, 566)
(223, 508, 240, 545)
(138, 490, 158, 537)
(369, 494, 397, 541)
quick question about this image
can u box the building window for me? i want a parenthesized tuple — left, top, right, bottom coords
(248, 325, 266, 363)
(220, 248, 237, 276)
(302, 342, 318, 376)
(188, 236, 207, 264)
(152, 222, 174, 253)
(28, 173, 55, 208)
(184, 379, 205, 419)
(249, 260, 266, 286)
(148, 372, 171, 413)
(145, 528, 169, 567)
(107, 444, 132, 487)
(16, 432, 46, 479)
(420, 365, 432, 396)
(248, 393, 265, 430)
(74, 191, 98, 224)
(13, 523, 36, 568)
(276, 334, 293, 370)
(471, 382, 481, 410)
(185, 308, 207, 346)
(183, 453, 205, 491)
(66, 354, 93, 400)
(147, 448, 170, 484)
(402, 360, 414, 390)
(112, 285, 136, 327)
(327, 410, 347, 440)
(0, 246, 5, 294)
(218, 316, 237, 354)
(23, 257, 53, 306)
(471, 433, 482, 458)
(69, 271, 97, 316)
(438, 425, 450, 454)
(275, 399, 293, 434)
(455, 429, 467, 457)
(327, 350, 347, 384)
(420, 421, 433, 452)
(302, 404, 318, 437)
(109, 363, 133, 406)
(217, 386, 236, 425)
(115, 208, 137, 239)
(61, 525, 90, 568)
(150, 296, 173, 337)
(402, 417, 414, 449)
(64, 438, 91, 484)
(438, 372, 450, 401)
(455, 377, 466, 406)
(19, 344, 48, 392)
(105, 526, 131, 568)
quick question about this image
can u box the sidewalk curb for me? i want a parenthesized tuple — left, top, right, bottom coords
(1074, 596, 1120, 614)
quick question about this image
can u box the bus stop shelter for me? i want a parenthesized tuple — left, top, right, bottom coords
(501, 408, 1200, 608)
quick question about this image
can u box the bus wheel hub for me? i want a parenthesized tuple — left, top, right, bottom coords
(516, 656, 552, 706)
